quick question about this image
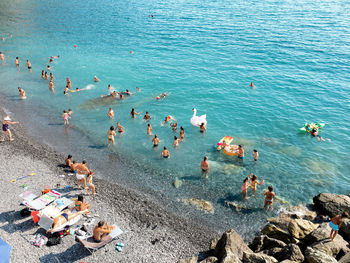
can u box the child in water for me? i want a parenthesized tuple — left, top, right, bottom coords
(241, 177, 250, 200)
(62, 110, 70, 125)
(147, 124, 152, 135)
(249, 173, 264, 195)
(253, 149, 259, 161)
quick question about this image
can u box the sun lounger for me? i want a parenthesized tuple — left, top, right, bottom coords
(40, 197, 74, 218)
(77, 225, 123, 254)
(22, 190, 61, 211)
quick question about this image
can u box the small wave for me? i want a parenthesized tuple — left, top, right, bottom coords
(83, 84, 95, 90)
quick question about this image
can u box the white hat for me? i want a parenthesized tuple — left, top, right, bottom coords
(4, 116, 11, 121)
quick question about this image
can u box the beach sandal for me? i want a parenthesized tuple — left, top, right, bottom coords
(117, 242, 124, 247)
(116, 244, 123, 252)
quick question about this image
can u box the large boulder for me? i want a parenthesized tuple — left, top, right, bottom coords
(200, 256, 219, 263)
(288, 219, 318, 239)
(249, 235, 286, 252)
(304, 247, 337, 263)
(279, 261, 299, 263)
(214, 229, 252, 261)
(222, 252, 242, 263)
(313, 193, 350, 217)
(178, 256, 198, 263)
(339, 219, 350, 242)
(262, 247, 282, 258)
(275, 244, 304, 262)
(338, 253, 350, 263)
(242, 252, 278, 263)
(182, 198, 214, 213)
(261, 224, 296, 244)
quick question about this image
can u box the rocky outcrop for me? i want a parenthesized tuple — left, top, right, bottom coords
(279, 260, 299, 263)
(200, 256, 219, 263)
(182, 198, 214, 214)
(261, 224, 296, 244)
(304, 247, 337, 263)
(288, 219, 318, 239)
(222, 253, 242, 263)
(339, 219, 350, 242)
(313, 193, 350, 217)
(214, 229, 252, 261)
(275, 244, 304, 262)
(263, 247, 282, 258)
(249, 235, 286, 252)
(242, 252, 277, 263)
(338, 253, 350, 263)
(178, 256, 198, 263)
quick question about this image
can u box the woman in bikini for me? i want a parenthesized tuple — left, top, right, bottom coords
(173, 136, 180, 147)
(75, 194, 91, 211)
(241, 177, 250, 200)
(130, 108, 141, 118)
(62, 110, 70, 125)
(264, 186, 276, 210)
(107, 126, 116, 145)
(48, 209, 88, 233)
(180, 126, 185, 140)
(249, 173, 264, 195)
(147, 123, 152, 135)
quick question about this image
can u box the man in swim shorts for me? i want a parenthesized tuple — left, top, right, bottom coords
(152, 134, 160, 147)
(237, 145, 245, 159)
(329, 212, 349, 242)
(161, 147, 170, 158)
(201, 156, 210, 173)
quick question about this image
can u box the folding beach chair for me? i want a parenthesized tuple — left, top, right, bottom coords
(77, 226, 123, 254)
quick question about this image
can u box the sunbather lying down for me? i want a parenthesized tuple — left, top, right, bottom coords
(48, 209, 88, 233)
(93, 221, 115, 242)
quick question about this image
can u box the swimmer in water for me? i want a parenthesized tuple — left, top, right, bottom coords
(152, 134, 160, 147)
(49, 72, 54, 81)
(173, 136, 180, 147)
(107, 126, 116, 145)
(125, 89, 132, 96)
(0, 52, 4, 60)
(119, 93, 124, 100)
(93, 76, 100, 82)
(147, 123, 152, 135)
(107, 108, 114, 119)
(44, 72, 48, 80)
(62, 110, 70, 125)
(130, 108, 141, 118)
(47, 65, 51, 71)
(199, 123, 206, 133)
(170, 121, 177, 131)
(18, 87, 26, 99)
(1, 37, 4, 41)
(136, 87, 141, 92)
(253, 149, 259, 161)
(161, 116, 171, 126)
(26, 60, 32, 71)
(143, 112, 151, 121)
(250, 82, 256, 89)
(311, 128, 325, 142)
(41, 70, 45, 79)
(201, 156, 210, 174)
(49, 58, 53, 63)
(68, 109, 73, 116)
(48, 80, 55, 91)
(180, 126, 185, 140)
(66, 77, 71, 88)
(75, 88, 80, 92)
(64, 86, 69, 95)
(161, 93, 167, 98)
(116, 122, 125, 133)
(15, 57, 19, 67)
(249, 173, 264, 195)
(161, 147, 170, 158)
(108, 84, 112, 91)
(237, 145, 245, 160)
(241, 177, 250, 200)
(264, 186, 276, 210)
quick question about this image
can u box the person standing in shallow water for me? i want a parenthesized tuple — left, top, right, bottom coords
(1, 116, 19, 142)
(264, 186, 276, 210)
(253, 149, 259, 161)
(161, 146, 170, 158)
(237, 145, 244, 160)
(130, 108, 141, 118)
(152, 134, 160, 147)
(107, 126, 116, 145)
(201, 156, 210, 174)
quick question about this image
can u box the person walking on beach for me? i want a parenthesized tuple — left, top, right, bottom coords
(329, 212, 349, 242)
(241, 177, 250, 200)
(107, 108, 114, 119)
(130, 108, 141, 118)
(237, 145, 245, 160)
(264, 186, 276, 210)
(107, 126, 116, 145)
(26, 60, 32, 71)
(161, 146, 170, 158)
(253, 149, 259, 161)
(1, 116, 19, 142)
(15, 57, 19, 67)
(201, 156, 210, 174)
(152, 134, 160, 147)
(62, 110, 70, 125)
(147, 123, 152, 135)
(87, 172, 96, 195)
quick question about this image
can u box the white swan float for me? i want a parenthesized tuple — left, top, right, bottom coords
(191, 108, 207, 127)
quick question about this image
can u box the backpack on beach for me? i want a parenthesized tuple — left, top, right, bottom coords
(46, 232, 62, 246)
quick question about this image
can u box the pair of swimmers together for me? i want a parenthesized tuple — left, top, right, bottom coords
(107, 123, 125, 144)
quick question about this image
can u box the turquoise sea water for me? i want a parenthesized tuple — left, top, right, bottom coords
(1, 0, 350, 238)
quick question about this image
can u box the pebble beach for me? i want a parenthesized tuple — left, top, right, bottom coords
(0, 109, 217, 263)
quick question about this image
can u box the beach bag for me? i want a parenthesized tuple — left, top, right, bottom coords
(46, 232, 62, 246)
(33, 234, 48, 248)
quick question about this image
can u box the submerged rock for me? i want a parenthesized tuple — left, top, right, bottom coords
(173, 177, 182, 188)
(313, 193, 350, 217)
(304, 247, 337, 263)
(182, 198, 214, 213)
(242, 251, 278, 263)
(214, 229, 252, 261)
(225, 201, 246, 213)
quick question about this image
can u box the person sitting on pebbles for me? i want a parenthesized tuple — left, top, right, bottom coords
(74, 194, 91, 212)
(65, 154, 73, 167)
(93, 221, 115, 242)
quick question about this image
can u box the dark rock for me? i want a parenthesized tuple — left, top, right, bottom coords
(304, 247, 337, 263)
(214, 229, 252, 261)
(275, 244, 304, 262)
(261, 224, 296, 244)
(339, 219, 350, 242)
(250, 235, 286, 252)
(313, 193, 350, 218)
(242, 252, 278, 263)
(262, 247, 282, 258)
(338, 253, 350, 263)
